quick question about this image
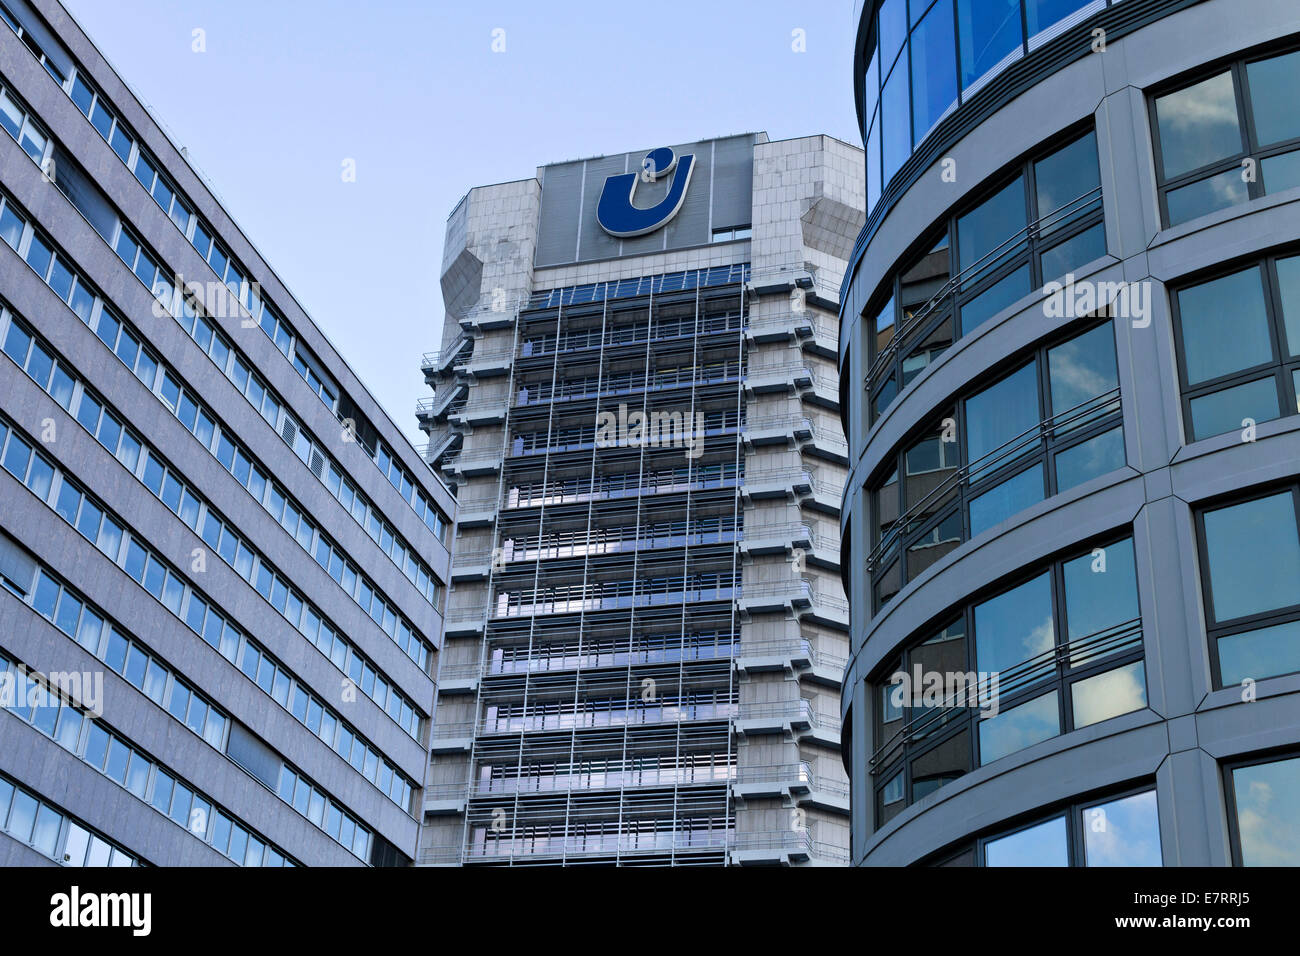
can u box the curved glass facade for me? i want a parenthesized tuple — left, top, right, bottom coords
(843, 0, 1300, 868)
(861, 0, 1119, 211)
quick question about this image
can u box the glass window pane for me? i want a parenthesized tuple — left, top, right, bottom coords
(1166, 168, 1250, 225)
(969, 464, 1044, 536)
(878, 0, 908, 73)
(985, 815, 1068, 866)
(882, 48, 911, 185)
(1202, 492, 1300, 622)
(1176, 267, 1272, 385)
(1035, 132, 1101, 234)
(966, 361, 1040, 478)
(957, 177, 1027, 284)
(1155, 71, 1242, 179)
(1072, 660, 1147, 727)
(7, 790, 37, 843)
(1082, 790, 1162, 866)
(1246, 50, 1300, 147)
(910, 0, 957, 144)
(957, 0, 1022, 91)
(1276, 255, 1300, 358)
(1063, 536, 1138, 646)
(1040, 222, 1107, 283)
(63, 823, 90, 866)
(1262, 150, 1300, 196)
(1025, 0, 1091, 38)
(1219, 620, 1300, 686)
(974, 572, 1054, 676)
(1231, 756, 1300, 865)
(1048, 322, 1118, 424)
(866, 115, 882, 212)
(1055, 426, 1125, 492)
(959, 264, 1030, 335)
(1188, 376, 1280, 441)
(32, 804, 60, 856)
(979, 690, 1060, 764)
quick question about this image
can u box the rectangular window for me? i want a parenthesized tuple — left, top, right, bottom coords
(1151, 46, 1300, 226)
(1197, 485, 1300, 686)
(1227, 753, 1300, 865)
(1171, 251, 1300, 441)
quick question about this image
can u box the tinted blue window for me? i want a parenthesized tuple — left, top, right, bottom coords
(974, 572, 1054, 676)
(1040, 222, 1106, 282)
(1188, 377, 1280, 440)
(1166, 169, 1249, 225)
(1232, 757, 1300, 865)
(878, 0, 909, 73)
(911, 0, 958, 144)
(969, 463, 1044, 536)
(882, 48, 912, 185)
(1202, 493, 1300, 622)
(956, 176, 1026, 283)
(1054, 427, 1124, 490)
(1025, 0, 1091, 37)
(1035, 132, 1101, 233)
(979, 690, 1060, 764)
(1155, 72, 1242, 179)
(1177, 267, 1272, 385)
(1246, 50, 1300, 147)
(959, 264, 1030, 334)
(966, 361, 1039, 479)
(1219, 620, 1300, 686)
(1082, 791, 1162, 866)
(957, 0, 1022, 90)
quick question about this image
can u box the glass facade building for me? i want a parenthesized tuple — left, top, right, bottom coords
(840, 0, 1300, 865)
(0, 0, 453, 866)
(419, 134, 863, 865)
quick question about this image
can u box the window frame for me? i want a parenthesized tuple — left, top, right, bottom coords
(870, 530, 1146, 827)
(1193, 481, 1300, 690)
(869, 315, 1123, 613)
(865, 123, 1106, 423)
(1148, 40, 1300, 227)
(1222, 747, 1300, 867)
(1168, 245, 1300, 443)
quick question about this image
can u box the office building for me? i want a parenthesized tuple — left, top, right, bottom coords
(0, 0, 453, 866)
(419, 132, 863, 865)
(839, 0, 1300, 865)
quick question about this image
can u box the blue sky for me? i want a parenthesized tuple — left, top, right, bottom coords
(61, 0, 861, 447)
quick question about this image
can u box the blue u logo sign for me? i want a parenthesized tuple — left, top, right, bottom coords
(596, 146, 695, 238)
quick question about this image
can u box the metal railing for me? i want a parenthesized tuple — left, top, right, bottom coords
(866, 187, 1103, 397)
(867, 385, 1120, 571)
(868, 617, 1143, 772)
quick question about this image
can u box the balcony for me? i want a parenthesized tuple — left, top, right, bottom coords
(458, 293, 528, 332)
(730, 829, 849, 866)
(450, 548, 495, 583)
(420, 332, 472, 381)
(744, 363, 813, 397)
(732, 762, 850, 813)
(735, 638, 847, 687)
(445, 447, 503, 478)
(734, 699, 841, 747)
(454, 345, 514, 380)
(748, 264, 842, 311)
(428, 719, 476, 752)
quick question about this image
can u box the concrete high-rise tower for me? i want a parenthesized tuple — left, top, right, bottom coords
(418, 133, 864, 866)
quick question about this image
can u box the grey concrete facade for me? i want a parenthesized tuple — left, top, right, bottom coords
(840, 0, 1300, 866)
(418, 134, 864, 865)
(0, 0, 454, 866)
